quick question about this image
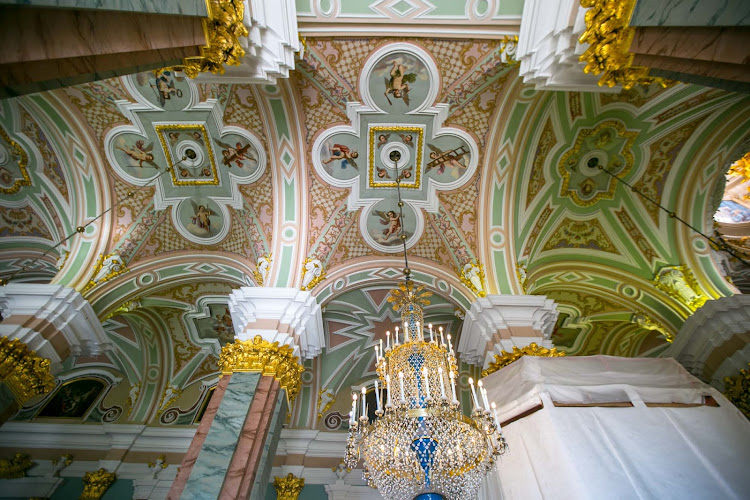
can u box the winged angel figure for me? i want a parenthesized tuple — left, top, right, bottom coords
(384, 61, 416, 106)
(117, 140, 157, 168)
(216, 139, 257, 168)
(190, 201, 214, 236)
(374, 210, 403, 240)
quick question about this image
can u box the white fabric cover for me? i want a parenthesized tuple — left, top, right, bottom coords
(479, 356, 750, 500)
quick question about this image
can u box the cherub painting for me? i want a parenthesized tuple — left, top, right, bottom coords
(374, 210, 402, 240)
(384, 60, 416, 106)
(377, 134, 390, 149)
(323, 143, 358, 169)
(400, 134, 414, 147)
(188, 201, 215, 237)
(117, 140, 157, 168)
(136, 70, 184, 107)
(217, 140, 257, 168)
(425, 144, 468, 176)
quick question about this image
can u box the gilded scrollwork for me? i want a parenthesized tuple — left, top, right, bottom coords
(724, 363, 749, 420)
(482, 343, 566, 377)
(175, 0, 249, 78)
(0, 337, 54, 404)
(274, 473, 305, 500)
(459, 261, 486, 297)
(81, 468, 116, 500)
(219, 336, 304, 405)
(578, 0, 673, 89)
(0, 453, 33, 479)
(0, 125, 31, 195)
(84, 252, 128, 291)
(652, 265, 708, 312)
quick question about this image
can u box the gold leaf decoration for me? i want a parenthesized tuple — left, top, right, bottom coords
(0, 126, 31, 195)
(724, 363, 749, 421)
(80, 468, 116, 500)
(728, 151, 750, 200)
(219, 336, 304, 406)
(482, 342, 566, 377)
(274, 473, 305, 500)
(174, 0, 249, 78)
(387, 281, 432, 312)
(0, 453, 33, 479)
(0, 337, 54, 404)
(578, 0, 674, 89)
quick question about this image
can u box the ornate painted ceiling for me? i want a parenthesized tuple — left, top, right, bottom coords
(1, 36, 749, 428)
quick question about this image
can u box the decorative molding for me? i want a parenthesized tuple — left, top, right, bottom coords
(481, 342, 566, 377)
(0, 337, 54, 403)
(194, 0, 300, 84)
(274, 473, 305, 500)
(227, 287, 324, 360)
(220, 336, 304, 405)
(80, 468, 116, 500)
(458, 295, 559, 367)
(0, 284, 112, 365)
(0, 125, 31, 195)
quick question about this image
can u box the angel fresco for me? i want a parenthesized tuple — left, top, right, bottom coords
(425, 144, 468, 176)
(400, 134, 414, 147)
(384, 61, 416, 106)
(117, 140, 157, 168)
(374, 210, 402, 240)
(323, 143, 358, 169)
(136, 70, 184, 107)
(190, 202, 214, 236)
(217, 140, 257, 168)
(377, 134, 390, 149)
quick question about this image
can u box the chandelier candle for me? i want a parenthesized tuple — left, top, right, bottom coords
(438, 326, 444, 347)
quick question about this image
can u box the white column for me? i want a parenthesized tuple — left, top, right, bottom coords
(0, 284, 112, 369)
(227, 287, 324, 360)
(666, 294, 750, 390)
(458, 295, 558, 369)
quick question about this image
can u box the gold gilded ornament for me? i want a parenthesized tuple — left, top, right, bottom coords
(0, 126, 31, 195)
(387, 280, 432, 311)
(728, 152, 750, 200)
(652, 265, 708, 312)
(274, 473, 305, 500)
(0, 337, 54, 404)
(0, 453, 33, 479)
(578, 0, 674, 89)
(80, 468, 116, 500)
(173, 0, 249, 78)
(459, 262, 487, 297)
(300, 257, 325, 291)
(482, 342, 566, 377)
(84, 252, 128, 292)
(724, 363, 749, 421)
(219, 336, 304, 405)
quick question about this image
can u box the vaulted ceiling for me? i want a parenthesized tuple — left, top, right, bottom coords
(1, 36, 748, 426)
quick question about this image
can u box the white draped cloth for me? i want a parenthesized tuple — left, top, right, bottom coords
(479, 355, 750, 500)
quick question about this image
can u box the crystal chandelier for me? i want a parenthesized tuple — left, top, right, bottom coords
(344, 151, 507, 500)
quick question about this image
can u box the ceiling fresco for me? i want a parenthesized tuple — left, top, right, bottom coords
(1, 35, 748, 431)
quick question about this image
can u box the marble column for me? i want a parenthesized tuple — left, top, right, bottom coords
(168, 288, 322, 499)
(457, 295, 559, 369)
(666, 294, 750, 391)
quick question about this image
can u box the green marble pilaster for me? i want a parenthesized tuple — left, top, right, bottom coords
(0, 0, 208, 17)
(249, 393, 287, 500)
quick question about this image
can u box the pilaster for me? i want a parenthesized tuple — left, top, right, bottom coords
(458, 295, 558, 369)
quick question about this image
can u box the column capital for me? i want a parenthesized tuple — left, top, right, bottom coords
(0, 337, 54, 404)
(274, 473, 305, 500)
(667, 294, 750, 390)
(227, 287, 324, 360)
(0, 284, 111, 366)
(80, 468, 116, 500)
(458, 295, 558, 368)
(219, 336, 304, 405)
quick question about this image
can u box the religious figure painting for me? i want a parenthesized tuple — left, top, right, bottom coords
(322, 141, 359, 170)
(424, 136, 471, 181)
(369, 51, 430, 111)
(179, 198, 223, 240)
(112, 135, 162, 180)
(133, 70, 189, 110)
(37, 379, 105, 419)
(367, 200, 416, 247)
(214, 133, 260, 179)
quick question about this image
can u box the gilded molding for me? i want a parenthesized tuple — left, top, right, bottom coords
(84, 252, 128, 292)
(274, 473, 305, 500)
(219, 336, 304, 405)
(0, 337, 54, 403)
(176, 0, 249, 78)
(578, 0, 673, 89)
(300, 257, 326, 292)
(0, 126, 31, 195)
(724, 363, 749, 420)
(80, 468, 116, 500)
(0, 453, 33, 479)
(482, 342, 566, 377)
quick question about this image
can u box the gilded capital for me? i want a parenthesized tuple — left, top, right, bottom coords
(176, 0, 249, 78)
(0, 337, 55, 403)
(219, 336, 304, 405)
(274, 473, 305, 500)
(724, 363, 749, 421)
(577, 0, 673, 89)
(80, 468, 116, 500)
(482, 342, 566, 377)
(0, 453, 33, 479)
